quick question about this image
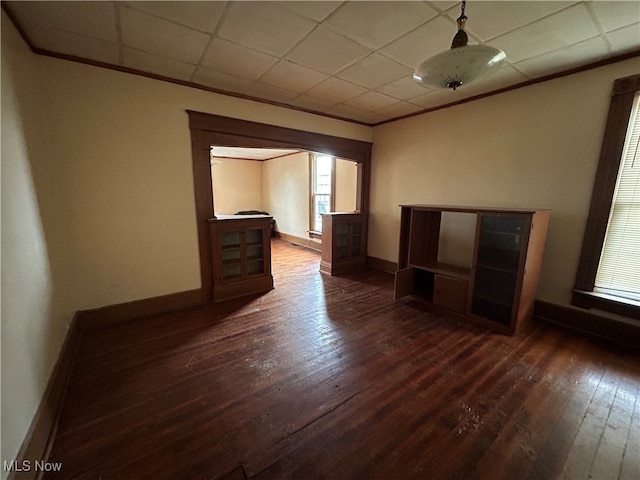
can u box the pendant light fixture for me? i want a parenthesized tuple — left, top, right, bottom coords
(413, 0, 506, 91)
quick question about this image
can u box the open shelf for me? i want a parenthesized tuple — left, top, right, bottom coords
(413, 269, 435, 302)
(409, 262, 471, 281)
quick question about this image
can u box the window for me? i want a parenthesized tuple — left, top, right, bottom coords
(310, 155, 335, 235)
(573, 74, 640, 318)
(594, 93, 640, 302)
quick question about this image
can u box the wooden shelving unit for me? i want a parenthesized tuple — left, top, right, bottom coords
(394, 205, 550, 334)
(208, 215, 273, 302)
(320, 212, 367, 276)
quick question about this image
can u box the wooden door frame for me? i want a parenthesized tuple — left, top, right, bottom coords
(187, 111, 373, 302)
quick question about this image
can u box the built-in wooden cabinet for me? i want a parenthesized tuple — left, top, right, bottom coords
(208, 215, 273, 302)
(394, 205, 550, 334)
(320, 212, 367, 276)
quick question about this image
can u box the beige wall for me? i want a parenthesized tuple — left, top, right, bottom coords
(212, 158, 264, 215)
(335, 158, 358, 212)
(262, 153, 360, 240)
(263, 152, 310, 239)
(1, 13, 77, 476)
(369, 57, 640, 307)
(0, 12, 371, 472)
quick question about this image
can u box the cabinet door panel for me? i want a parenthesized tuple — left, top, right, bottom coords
(394, 267, 415, 301)
(221, 231, 240, 246)
(222, 263, 242, 279)
(473, 267, 517, 306)
(433, 275, 468, 313)
(246, 259, 264, 275)
(210, 217, 273, 301)
(471, 297, 513, 326)
(471, 214, 528, 326)
(245, 228, 263, 245)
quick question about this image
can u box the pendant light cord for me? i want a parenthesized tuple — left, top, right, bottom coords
(452, 0, 469, 48)
(458, 0, 467, 23)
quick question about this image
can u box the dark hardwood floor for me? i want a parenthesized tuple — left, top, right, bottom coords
(45, 239, 640, 480)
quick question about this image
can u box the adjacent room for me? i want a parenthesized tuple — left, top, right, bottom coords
(2, 1, 639, 479)
(209, 146, 359, 247)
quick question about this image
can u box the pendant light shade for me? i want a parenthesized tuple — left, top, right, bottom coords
(413, 0, 506, 91)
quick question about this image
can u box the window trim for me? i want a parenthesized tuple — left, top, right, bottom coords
(309, 154, 336, 237)
(572, 74, 640, 319)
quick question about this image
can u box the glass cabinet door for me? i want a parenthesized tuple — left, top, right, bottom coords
(335, 223, 349, 259)
(220, 231, 241, 279)
(471, 215, 527, 325)
(210, 217, 274, 302)
(245, 228, 264, 275)
(350, 222, 361, 257)
(333, 221, 363, 260)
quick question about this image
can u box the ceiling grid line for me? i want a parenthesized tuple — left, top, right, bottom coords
(189, 2, 233, 84)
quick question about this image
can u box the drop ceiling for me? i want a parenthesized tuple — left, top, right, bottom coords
(4, 1, 640, 125)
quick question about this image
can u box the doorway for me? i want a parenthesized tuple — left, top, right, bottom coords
(188, 111, 373, 302)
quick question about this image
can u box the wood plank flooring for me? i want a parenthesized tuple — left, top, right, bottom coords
(45, 239, 640, 480)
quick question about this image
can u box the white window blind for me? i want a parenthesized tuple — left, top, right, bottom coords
(595, 93, 640, 302)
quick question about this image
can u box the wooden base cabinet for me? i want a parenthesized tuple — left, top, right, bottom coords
(320, 213, 367, 276)
(394, 205, 550, 334)
(208, 215, 274, 302)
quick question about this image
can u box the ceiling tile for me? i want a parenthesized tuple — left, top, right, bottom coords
(448, 1, 575, 42)
(217, 2, 316, 57)
(430, 2, 460, 12)
(373, 101, 425, 118)
(516, 37, 611, 78)
(260, 60, 329, 93)
(278, 1, 343, 22)
(606, 22, 640, 52)
(26, 26, 119, 64)
(380, 16, 457, 69)
(377, 75, 436, 100)
(305, 77, 368, 103)
(330, 103, 368, 117)
(245, 82, 300, 103)
(8, 1, 117, 44)
(337, 53, 413, 89)
(121, 1, 227, 33)
(343, 91, 399, 111)
(592, 1, 640, 33)
(123, 48, 197, 82)
(289, 94, 338, 112)
(324, 1, 439, 49)
(202, 39, 278, 80)
(286, 27, 371, 74)
(319, 102, 386, 123)
(488, 4, 601, 63)
(120, 7, 211, 64)
(193, 67, 254, 94)
(409, 88, 470, 109)
(349, 110, 389, 125)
